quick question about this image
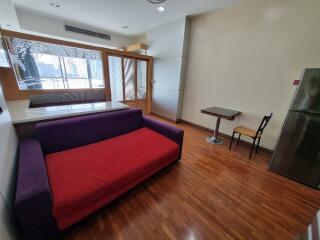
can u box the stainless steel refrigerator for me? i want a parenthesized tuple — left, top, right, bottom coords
(269, 68, 320, 189)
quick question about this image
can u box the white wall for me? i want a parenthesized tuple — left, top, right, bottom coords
(0, 78, 18, 239)
(0, 0, 20, 27)
(16, 7, 134, 48)
(182, 0, 320, 150)
(0, 85, 18, 205)
(148, 17, 190, 121)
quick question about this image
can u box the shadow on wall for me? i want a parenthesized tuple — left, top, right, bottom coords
(0, 192, 19, 240)
(0, 77, 19, 240)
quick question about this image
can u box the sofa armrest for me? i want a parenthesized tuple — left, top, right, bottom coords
(15, 138, 60, 240)
(143, 116, 184, 160)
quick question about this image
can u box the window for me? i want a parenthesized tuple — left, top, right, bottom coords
(5, 37, 104, 90)
(108, 56, 147, 102)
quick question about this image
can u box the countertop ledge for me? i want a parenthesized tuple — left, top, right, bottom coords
(7, 100, 129, 124)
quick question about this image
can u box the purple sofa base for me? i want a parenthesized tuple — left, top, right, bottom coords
(15, 109, 183, 240)
(16, 139, 60, 240)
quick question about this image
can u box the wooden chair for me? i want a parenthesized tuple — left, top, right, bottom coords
(229, 113, 273, 159)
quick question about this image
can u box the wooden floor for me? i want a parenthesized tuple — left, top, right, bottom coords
(63, 117, 320, 240)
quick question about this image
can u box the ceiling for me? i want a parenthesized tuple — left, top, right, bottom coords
(12, 0, 236, 36)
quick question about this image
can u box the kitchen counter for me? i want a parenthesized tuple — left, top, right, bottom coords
(7, 100, 129, 124)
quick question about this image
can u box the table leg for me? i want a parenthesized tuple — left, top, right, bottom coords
(206, 117, 224, 144)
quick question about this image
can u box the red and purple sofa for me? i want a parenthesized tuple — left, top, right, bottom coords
(15, 108, 184, 240)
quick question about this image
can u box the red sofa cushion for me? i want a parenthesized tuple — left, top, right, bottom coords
(45, 127, 179, 230)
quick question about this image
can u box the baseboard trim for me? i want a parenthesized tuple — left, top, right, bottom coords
(180, 119, 274, 154)
(150, 112, 182, 123)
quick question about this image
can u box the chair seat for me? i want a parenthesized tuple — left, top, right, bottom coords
(234, 126, 261, 138)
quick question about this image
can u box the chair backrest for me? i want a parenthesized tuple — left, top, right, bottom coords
(256, 113, 273, 137)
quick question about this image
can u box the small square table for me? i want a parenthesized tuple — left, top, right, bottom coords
(201, 106, 241, 144)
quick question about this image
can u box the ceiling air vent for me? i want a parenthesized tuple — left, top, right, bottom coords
(65, 25, 111, 40)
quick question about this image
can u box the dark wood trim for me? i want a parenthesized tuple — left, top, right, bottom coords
(146, 59, 153, 114)
(107, 52, 151, 61)
(102, 51, 111, 100)
(180, 119, 273, 154)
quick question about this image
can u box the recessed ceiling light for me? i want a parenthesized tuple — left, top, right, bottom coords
(122, 26, 128, 30)
(50, 2, 60, 8)
(157, 6, 166, 12)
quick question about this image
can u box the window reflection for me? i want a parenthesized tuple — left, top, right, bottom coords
(5, 37, 104, 90)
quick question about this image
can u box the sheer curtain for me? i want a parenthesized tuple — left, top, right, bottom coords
(108, 56, 123, 101)
(0, 35, 10, 68)
(108, 56, 147, 102)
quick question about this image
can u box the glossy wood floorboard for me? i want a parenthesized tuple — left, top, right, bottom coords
(63, 116, 320, 240)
